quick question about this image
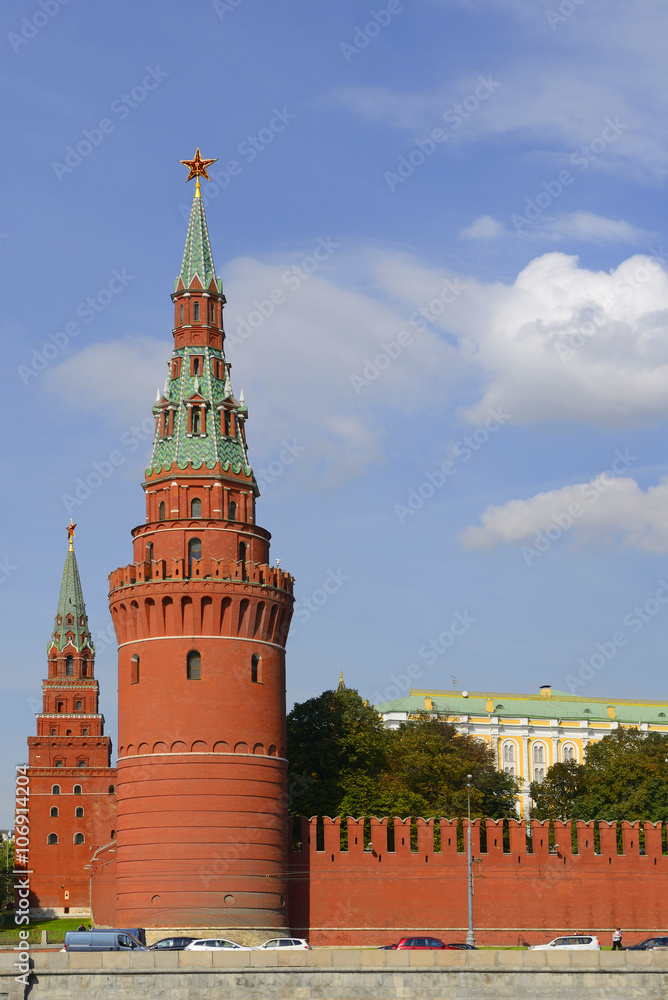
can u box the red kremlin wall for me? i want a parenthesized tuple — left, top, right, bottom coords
(288, 816, 668, 946)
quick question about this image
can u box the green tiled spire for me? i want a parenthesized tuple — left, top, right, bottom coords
(49, 544, 93, 652)
(177, 190, 219, 291)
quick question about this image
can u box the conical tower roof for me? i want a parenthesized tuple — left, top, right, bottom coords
(49, 524, 93, 652)
(176, 189, 221, 292)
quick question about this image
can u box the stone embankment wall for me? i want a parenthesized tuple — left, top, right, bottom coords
(3, 949, 668, 1000)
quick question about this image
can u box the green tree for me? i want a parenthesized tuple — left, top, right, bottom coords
(530, 760, 587, 820)
(287, 690, 517, 819)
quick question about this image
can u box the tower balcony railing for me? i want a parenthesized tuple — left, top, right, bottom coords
(109, 558, 293, 595)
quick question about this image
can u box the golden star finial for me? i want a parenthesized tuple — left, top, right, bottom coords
(67, 519, 77, 551)
(179, 148, 217, 197)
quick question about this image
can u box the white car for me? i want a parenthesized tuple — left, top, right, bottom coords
(254, 937, 311, 950)
(530, 935, 600, 951)
(185, 938, 251, 951)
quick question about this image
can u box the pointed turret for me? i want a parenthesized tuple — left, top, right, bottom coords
(49, 521, 93, 653)
(177, 191, 221, 293)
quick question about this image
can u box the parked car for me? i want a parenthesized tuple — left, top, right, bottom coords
(444, 943, 478, 950)
(626, 937, 668, 950)
(377, 944, 398, 950)
(396, 937, 448, 950)
(254, 938, 311, 950)
(149, 937, 197, 951)
(530, 935, 600, 951)
(64, 931, 147, 952)
(184, 938, 251, 951)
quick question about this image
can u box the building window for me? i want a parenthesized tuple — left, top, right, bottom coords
(55, 761, 63, 768)
(73, 785, 82, 795)
(75, 807, 84, 818)
(239, 541, 247, 581)
(82, 729, 88, 736)
(159, 501, 166, 521)
(534, 767, 545, 783)
(193, 301, 200, 321)
(502, 742, 515, 776)
(47, 834, 58, 845)
(188, 538, 202, 576)
(82, 663, 87, 677)
(108, 785, 115, 794)
(533, 744, 545, 764)
(146, 542, 154, 563)
(51, 729, 56, 736)
(179, 303, 184, 324)
(209, 301, 215, 323)
(252, 654, 261, 684)
(192, 355, 201, 375)
(65, 656, 74, 676)
(50, 807, 58, 818)
(52, 785, 60, 795)
(191, 407, 200, 435)
(77, 761, 86, 768)
(73, 834, 85, 845)
(75, 701, 82, 711)
(57, 702, 64, 713)
(228, 500, 237, 521)
(563, 744, 576, 762)
(187, 650, 201, 680)
(131, 654, 140, 684)
(111, 830, 116, 839)
(191, 497, 202, 518)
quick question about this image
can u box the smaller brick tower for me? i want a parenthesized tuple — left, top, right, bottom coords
(23, 523, 116, 916)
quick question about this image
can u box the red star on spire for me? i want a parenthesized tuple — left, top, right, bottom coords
(179, 148, 217, 183)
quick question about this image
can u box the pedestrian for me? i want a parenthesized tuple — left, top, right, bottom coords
(612, 927, 622, 950)
(76, 923, 86, 932)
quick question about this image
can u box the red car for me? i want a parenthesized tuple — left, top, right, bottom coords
(396, 937, 448, 950)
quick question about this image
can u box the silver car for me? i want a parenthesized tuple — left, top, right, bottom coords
(185, 938, 251, 951)
(530, 935, 600, 951)
(254, 937, 311, 950)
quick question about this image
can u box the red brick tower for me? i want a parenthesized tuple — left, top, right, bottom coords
(108, 151, 294, 933)
(24, 522, 116, 916)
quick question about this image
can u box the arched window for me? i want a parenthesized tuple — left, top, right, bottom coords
(65, 656, 74, 676)
(502, 742, 515, 775)
(251, 654, 260, 684)
(209, 301, 215, 323)
(66, 730, 72, 736)
(533, 744, 545, 764)
(193, 301, 200, 321)
(51, 729, 56, 736)
(191, 497, 202, 518)
(47, 834, 58, 845)
(57, 702, 64, 713)
(533, 766, 545, 783)
(50, 807, 59, 818)
(191, 407, 200, 435)
(55, 760, 63, 768)
(75, 807, 84, 818)
(77, 760, 86, 768)
(159, 501, 166, 521)
(228, 500, 237, 521)
(82, 729, 88, 736)
(75, 701, 82, 711)
(239, 541, 247, 581)
(187, 650, 201, 680)
(73, 785, 82, 795)
(52, 785, 60, 795)
(146, 542, 154, 563)
(131, 655, 140, 685)
(563, 744, 576, 762)
(73, 833, 85, 845)
(188, 538, 202, 577)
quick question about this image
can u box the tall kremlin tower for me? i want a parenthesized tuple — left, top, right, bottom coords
(23, 523, 116, 915)
(107, 151, 295, 933)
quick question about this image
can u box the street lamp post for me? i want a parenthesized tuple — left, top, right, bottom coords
(466, 774, 476, 948)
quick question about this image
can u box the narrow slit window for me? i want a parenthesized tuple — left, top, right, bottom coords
(65, 657, 74, 676)
(131, 655, 140, 685)
(193, 301, 200, 321)
(159, 501, 166, 521)
(191, 498, 202, 518)
(252, 654, 261, 684)
(187, 650, 201, 680)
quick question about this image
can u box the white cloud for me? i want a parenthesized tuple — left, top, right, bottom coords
(459, 473, 668, 554)
(460, 215, 506, 240)
(534, 211, 651, 245)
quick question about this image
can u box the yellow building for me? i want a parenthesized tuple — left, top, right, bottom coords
(375, 684, 668, 816)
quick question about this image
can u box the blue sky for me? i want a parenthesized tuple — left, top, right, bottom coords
(2, 0, 668, 824)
